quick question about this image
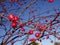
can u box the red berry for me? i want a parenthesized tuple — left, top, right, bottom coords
(19, 22, 23, 28)
(21, 27, 25, 31)
(8, 14, 15, 21)
(11, 21, 17, 28)
(39, 29, 43, 32)
(29, 30, 33, 35)
(30, 38, 35, 42)
(48, 0, 54, 3)
(14, 16, 19, 21)
(40, 25, 43, 29)
(40, 25, 47, 30)
(29, 10, 35, 14)
(50, 20, 53, 23)
(35, 33, 40, 37)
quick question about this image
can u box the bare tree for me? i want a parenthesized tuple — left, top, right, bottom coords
(0, 0, 60, 45)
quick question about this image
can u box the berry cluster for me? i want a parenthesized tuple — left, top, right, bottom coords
(8, 14, 19, 28)
(8, 14, 25, 32)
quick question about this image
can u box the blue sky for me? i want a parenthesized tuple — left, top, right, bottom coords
(0, 0, 60, 45)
